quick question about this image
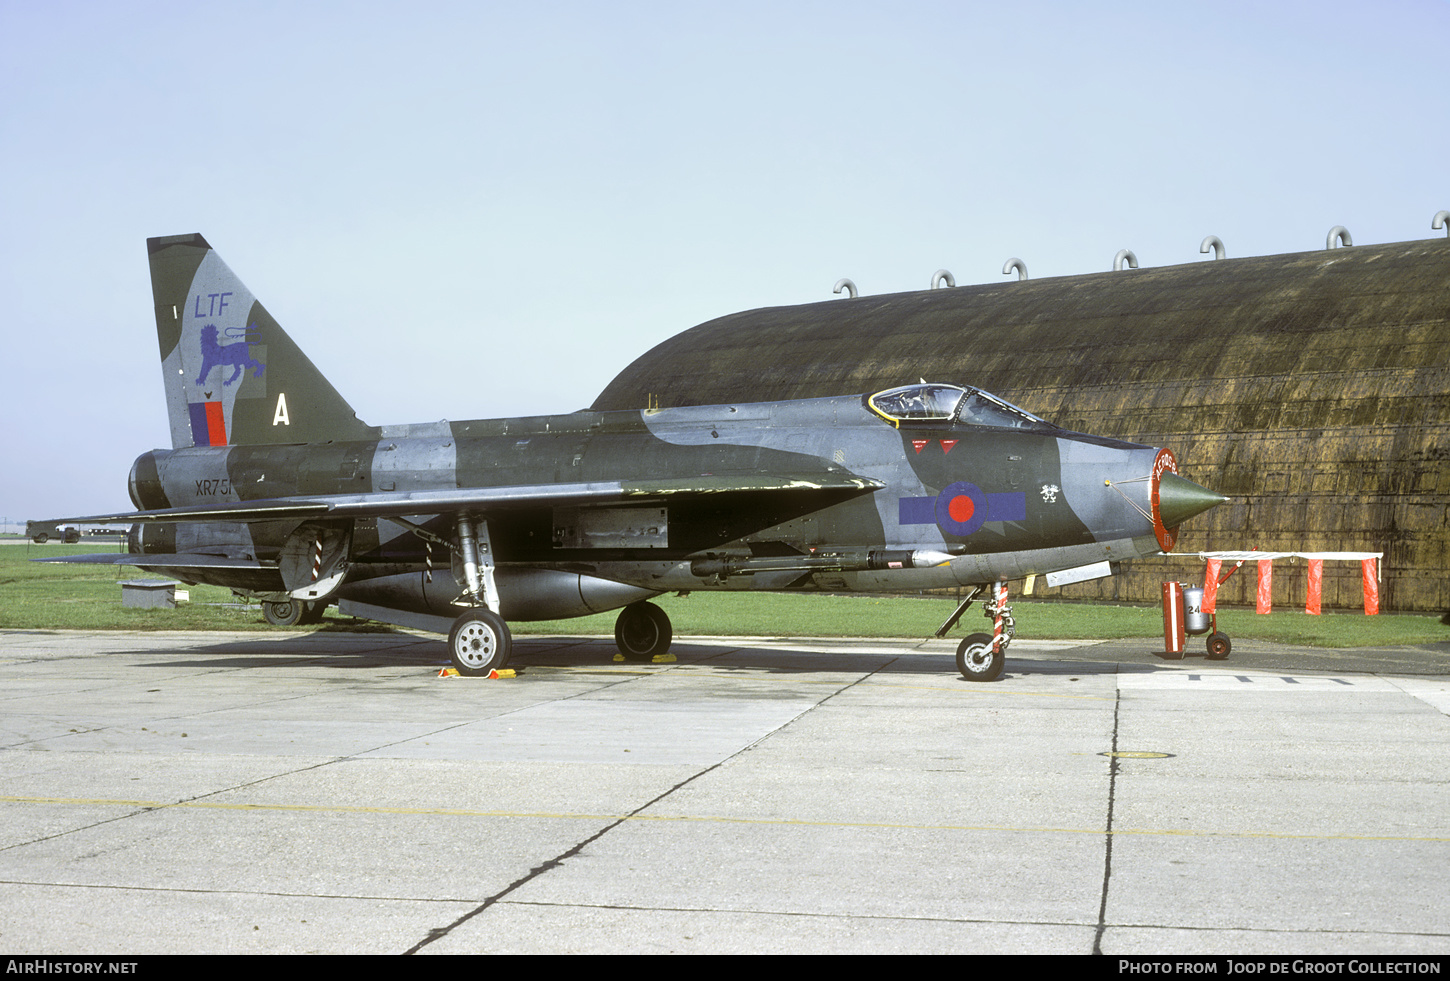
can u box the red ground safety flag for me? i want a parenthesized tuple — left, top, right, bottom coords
(1305, 559, 1323, 616)
(1362, 557, 1379, 615)
(1203, 557, 1221, 614)
(1256, 558, 1273, 614)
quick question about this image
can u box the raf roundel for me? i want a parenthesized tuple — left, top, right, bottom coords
(936, 481, 989, 536)
(897, 482, 1030, 537)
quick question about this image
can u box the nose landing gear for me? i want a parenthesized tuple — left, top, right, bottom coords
(941, 581, 1013, 682)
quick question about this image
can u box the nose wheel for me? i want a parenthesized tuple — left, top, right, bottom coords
(956, 632, 1006, 682)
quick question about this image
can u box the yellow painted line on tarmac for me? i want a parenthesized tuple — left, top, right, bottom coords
(4, 794, 1446, 843)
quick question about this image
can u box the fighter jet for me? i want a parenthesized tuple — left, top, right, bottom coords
(34, 234, 1226, 681)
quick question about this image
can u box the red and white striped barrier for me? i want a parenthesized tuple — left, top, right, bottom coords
(1195, 551, 1383, 615)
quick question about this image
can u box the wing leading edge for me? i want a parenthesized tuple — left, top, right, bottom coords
(36, 472, 885, 527)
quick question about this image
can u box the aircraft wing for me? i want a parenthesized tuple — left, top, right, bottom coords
(37, 472, 884, 526)
(30, 552, 273, 569)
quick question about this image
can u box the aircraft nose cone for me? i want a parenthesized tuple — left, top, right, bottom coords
(1156, 472, 1229, 528)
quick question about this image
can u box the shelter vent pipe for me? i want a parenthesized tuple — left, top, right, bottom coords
(1199, 235, 1226, 259)
(1113, 249, 1139, 270)
(1002, 258, 1028, 281)
(1434, 211, 1449, 237)
(931, 269, 955, 289)
(833, 278, 858, 298)
(1326, 225, 1352, 249)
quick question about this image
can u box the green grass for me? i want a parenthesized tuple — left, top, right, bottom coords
(0, 542, 297, 632)
(2, 542, 1444, 648)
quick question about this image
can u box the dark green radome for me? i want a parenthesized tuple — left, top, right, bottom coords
(1157, 472, 1230, 528)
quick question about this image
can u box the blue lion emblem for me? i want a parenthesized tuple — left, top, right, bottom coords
(195, 323, 265, 386)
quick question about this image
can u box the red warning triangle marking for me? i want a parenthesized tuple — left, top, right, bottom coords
(912, 440, 929, 454)
(940, 440, 958, 454)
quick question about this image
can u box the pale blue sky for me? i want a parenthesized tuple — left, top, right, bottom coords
(2, 0, 1447, 523)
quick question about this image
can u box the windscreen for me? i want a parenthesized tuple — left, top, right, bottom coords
(867, 384, 966, 422)
(867, 383, 1051, 430)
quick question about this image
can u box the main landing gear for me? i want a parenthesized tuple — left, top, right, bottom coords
(440, 515, 676, 675)
(446, 513, 513, 676)
(262, 599, 327, 626)
(614, 601, 673, 662)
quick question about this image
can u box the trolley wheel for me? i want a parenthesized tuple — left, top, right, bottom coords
(1206, 632, 1232, 660)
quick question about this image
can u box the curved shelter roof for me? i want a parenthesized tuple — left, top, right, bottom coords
(595, 237, 1450, 613)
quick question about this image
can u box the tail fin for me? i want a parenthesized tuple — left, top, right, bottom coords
(148, 233, 376, 448)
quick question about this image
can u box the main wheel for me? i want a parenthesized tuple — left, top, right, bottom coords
(263, 600, 304, 626)
(1206, 632, 1232, 659)
(956, 632, 1005, 682)
(449, 608, 512, 675)
(614, 602, 672, 662)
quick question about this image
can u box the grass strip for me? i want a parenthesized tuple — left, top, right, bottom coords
(2, 541, 1443, 647)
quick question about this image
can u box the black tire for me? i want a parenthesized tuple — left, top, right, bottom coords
(614, 602, 672, 662)
(449, 608, 512, 675)
(297, 601, 327, 625)
(263, 600, 304, 626)
(32, 533, 48, 544)
(957, 632, 1005, 682)
(1206, 632, 1232, 659)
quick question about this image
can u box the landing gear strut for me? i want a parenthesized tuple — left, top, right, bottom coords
(447, 513, 512, 675)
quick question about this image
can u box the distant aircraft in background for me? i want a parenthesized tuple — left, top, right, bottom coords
(34, 234, 1225, 680)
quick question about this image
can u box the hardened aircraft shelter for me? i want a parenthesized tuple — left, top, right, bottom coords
(596, 231, 1450, 614)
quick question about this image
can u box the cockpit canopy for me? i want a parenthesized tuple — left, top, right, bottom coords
(865, 383, 1052, 430)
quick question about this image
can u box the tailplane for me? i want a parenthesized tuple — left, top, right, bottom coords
(148, 233, 375, 448)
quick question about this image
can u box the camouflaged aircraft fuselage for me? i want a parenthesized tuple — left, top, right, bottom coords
(123, 392, 1179, 618)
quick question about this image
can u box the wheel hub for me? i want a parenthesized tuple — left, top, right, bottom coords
(455, 623, 497, 667)
(622, 622, 657, 653)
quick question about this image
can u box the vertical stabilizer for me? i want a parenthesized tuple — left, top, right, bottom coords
(148, 233, 376, 448)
